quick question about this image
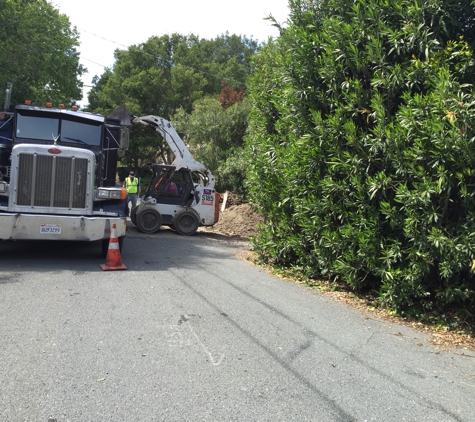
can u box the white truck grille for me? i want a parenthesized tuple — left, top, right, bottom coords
(16, 153, 89, 209)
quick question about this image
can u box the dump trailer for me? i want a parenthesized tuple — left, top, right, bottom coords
(0, 85, 130, 256)
(130, 115, 219, 236)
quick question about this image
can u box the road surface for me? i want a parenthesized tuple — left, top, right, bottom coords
(0, 224, 474, 421)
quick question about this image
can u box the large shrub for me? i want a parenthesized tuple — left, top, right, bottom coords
(246, 0, 475, 317)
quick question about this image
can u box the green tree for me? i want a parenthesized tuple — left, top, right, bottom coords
(87, 70, 114, 112)
(0, 0, 84, 105)
(88, 33, 257, 180)
(87, 33, 257, 117)
(172, 90, 250, 194)
(247, 0, 475, 318)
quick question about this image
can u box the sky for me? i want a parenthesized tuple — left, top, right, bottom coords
(50, 0, 290, 105)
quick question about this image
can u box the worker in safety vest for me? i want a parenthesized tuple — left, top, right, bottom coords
(123, 171, 141, 212)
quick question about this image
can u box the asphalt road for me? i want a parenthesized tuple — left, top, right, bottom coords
(0, 223, 474, 421)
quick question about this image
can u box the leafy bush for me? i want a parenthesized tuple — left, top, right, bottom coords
(246, 0, 475, 317)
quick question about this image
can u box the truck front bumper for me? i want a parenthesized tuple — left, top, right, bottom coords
(0, 214, 126, 241)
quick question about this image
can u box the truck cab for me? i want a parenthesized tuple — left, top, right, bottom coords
(0, 102, 129, 255)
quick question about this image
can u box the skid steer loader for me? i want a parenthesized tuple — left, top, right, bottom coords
(130, 115, 219, 236)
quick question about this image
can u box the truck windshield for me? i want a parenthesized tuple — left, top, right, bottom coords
(60, 119, 101, 147)
(16, 114, 59, 141)
(16, 113, 102, 147)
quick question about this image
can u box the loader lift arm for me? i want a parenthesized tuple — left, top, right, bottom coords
(132, 115, 215, 190)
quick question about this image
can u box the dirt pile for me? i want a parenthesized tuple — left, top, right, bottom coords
(200, 192, 263, 238)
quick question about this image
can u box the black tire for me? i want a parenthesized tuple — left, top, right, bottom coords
(174, 211, 199, 236)
(130, 205, 139, 226)
(136, 208, 162, 234)
(101, 236, 124, 258)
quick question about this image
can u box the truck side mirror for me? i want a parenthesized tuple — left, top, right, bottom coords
(120, 128, 129, 150)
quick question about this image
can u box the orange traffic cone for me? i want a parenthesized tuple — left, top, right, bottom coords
(100, 223, 127, 271)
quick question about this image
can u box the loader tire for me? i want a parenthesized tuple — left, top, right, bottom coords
(136, 208, 162, 234)
(130, 205, 139, 226)
(174, 211, 199, 236)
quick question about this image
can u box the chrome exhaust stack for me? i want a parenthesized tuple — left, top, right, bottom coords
(3, 82, 12, 111)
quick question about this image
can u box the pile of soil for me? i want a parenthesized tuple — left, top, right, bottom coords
(200, 192, 263, 239)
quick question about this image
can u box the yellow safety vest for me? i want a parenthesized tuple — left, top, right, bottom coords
(125, 177, 139, 194)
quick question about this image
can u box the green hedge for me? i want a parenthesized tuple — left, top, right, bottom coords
(246, 0, 475, 318)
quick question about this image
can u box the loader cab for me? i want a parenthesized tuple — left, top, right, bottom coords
(146, 164, 195, 206)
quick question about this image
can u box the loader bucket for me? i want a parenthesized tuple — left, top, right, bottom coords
(108, 104, 133, 127)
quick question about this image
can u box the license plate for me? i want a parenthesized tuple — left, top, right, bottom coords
(40, 224, 61, 234)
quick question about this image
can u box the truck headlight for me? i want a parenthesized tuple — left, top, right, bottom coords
(0, 181, 7, 194)
(96, 188, 125, 199)
(97, 189, 110, 198)
(109, 190, 121, 199)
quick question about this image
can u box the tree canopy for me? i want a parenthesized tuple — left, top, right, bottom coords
(88, 33, 258, 177)
(0, 0, 85, 105)
(173, 83, 249, 194)
(87, 33, 258, 117)
(246, 0, 475, 318)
